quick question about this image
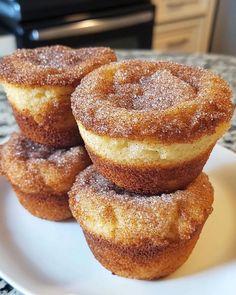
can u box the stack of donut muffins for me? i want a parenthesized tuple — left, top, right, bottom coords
(69, 60, 234, 279)
(0, 47, 234, 279)
(0, 45, 116, 221)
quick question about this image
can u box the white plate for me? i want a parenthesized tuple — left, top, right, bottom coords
(0, 144, 236, 295)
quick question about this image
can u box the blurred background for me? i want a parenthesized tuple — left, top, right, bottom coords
(0, 0, 235, 56)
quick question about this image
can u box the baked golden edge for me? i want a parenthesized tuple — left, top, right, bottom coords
(13, 185, 72, 221)
(12, 105, 82, 147)
(83, 225, 203, 280)
(86, 145, 214, 194)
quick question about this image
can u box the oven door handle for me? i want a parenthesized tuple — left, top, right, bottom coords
(29, 11, 153, 41)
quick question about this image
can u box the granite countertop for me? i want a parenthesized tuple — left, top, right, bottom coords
(0, 50, 236, 295)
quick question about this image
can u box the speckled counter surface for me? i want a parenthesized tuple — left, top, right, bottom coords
(0, 49, 236, 295)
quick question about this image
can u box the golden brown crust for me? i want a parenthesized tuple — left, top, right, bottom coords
(1, 133, 91, 194)
(69, 166, 214, 246)
(13, 185, 72, 221)
(72, 60, 234, 143)
(84, 226, 202, 279)
(12, 106, 82, 147)
(86, 144, 214, 194)
(0, 46, 117, 87)
(70, 167, 213, 279)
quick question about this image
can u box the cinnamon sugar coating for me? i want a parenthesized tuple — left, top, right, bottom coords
(0, 133, 91, 195)
(0, 46, 116, 86)
(72, 60, 234, 142)
(69, 166, 214, 247)
(0, 133, 91, 221)
(70, 166, 213, 279)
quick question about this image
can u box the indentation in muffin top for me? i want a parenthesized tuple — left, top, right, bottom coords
(107, 69, 196, 111)
(16, 136, 61, 159)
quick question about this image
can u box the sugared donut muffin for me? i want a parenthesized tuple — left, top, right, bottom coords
(72, 60, 233, 194)
(0, 45, 116, 147)
(0, 133, 91, 221)
(69, 166, 214, 280)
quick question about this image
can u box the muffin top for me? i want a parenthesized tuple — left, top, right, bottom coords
(0, 132, 87, 167)
(0, 45, 116, 86)
(72, 60, 233, 142)
(69, 165, 214, 247)
(0, 132, 91, 194)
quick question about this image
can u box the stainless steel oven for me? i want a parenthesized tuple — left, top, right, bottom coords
(0, 1, 155, 49)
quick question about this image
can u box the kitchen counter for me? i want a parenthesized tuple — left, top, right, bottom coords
(0, 49, 236, 295)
